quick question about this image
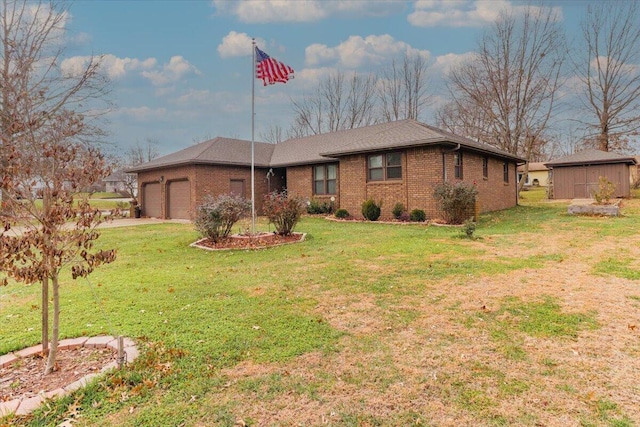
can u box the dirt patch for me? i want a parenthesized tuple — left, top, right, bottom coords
(1, 347, 115, 401)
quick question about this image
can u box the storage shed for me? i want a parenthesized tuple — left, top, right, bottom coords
(545, 149, 637, 199)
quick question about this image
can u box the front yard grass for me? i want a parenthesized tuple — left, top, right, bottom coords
(2, 191, 640, 426)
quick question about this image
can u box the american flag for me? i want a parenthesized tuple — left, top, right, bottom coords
(255, 46, 294, 86)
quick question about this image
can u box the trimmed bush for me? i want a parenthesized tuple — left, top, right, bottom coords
(194, 194, 250, 241)
(462, 219, 476, 239)
(361, 199, 381, 221)
(409, 209, 426, 222)
(307, 198, 333, 214)
(262, 190, 305, 235)
(335, 208, 350, 219)
(433, 182, 478, 224)
(392, 202, 406, 219)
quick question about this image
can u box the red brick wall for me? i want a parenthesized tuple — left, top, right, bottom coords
(286, 163, 340, 207)
(137, 165, 195, 219)
(337, 147, 518, 220)
(137, 149, 517, 220)
(137, 164, 276, 219)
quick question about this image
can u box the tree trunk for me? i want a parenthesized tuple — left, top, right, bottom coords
(44, 273, 60, 375)
(41, 275, 49, 355)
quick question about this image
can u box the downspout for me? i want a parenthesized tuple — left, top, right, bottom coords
(516, 161, 526, 206)
(442, 143, 461, 182)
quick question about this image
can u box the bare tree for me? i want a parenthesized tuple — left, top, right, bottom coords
(379, 52, 431, 121)
(260, 124, 285, 143)
(0, 0, 114, 374)
(289, 70, 377, 137)
(126, 137, 159, 165)
(573, 1, 640, 152)
(441, 4, 565, 191)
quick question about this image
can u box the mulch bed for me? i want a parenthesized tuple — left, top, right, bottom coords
(192, 232, 305, 251)
(0, 347, 115, 402)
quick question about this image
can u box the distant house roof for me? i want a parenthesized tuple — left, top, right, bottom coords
(127, 119, 525, 173)
(517, 162, 549, 172)
(103, 170, 132, 182)
(544, 149, 637, 168)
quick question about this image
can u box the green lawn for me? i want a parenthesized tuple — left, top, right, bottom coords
(2, 188, 640, 426)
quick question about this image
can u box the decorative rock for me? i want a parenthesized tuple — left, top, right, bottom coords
(84, 335, 116, 348)
(58, 337, 89, 349)
(0, 399, 20, 417)
(567, 204, 619, 216)
(0, 352, 17, 368)
(15, 395, 44, 416)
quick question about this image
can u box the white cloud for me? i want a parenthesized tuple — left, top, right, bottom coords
(433, 52, 476, 74)
(408, 0, 563, 28)
(305, 35, 430, 69)
(217, 31, 266, 58)
(141, 56, 201, 86)
(408, 0, 507, 27)
(213, 0, 399, 23)
(61, 54, 156, 79)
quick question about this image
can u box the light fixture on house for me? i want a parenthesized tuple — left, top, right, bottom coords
(159, 176, 164, 183)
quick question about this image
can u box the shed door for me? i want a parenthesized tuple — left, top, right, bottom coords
(230, 179, 245, 197)
(143, 183, 161, 218)
(168, 180, 190, 219)
(573, 167, 587, 198)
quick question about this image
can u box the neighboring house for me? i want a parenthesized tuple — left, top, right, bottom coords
(517, 162, 549, 187)
(545, 149, 637, 199)
(103, 170, 136, 196)
(127, 119, 525, 220)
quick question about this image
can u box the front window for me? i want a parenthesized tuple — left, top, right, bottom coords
(368, 153, 402, 181)
(454, 152, 463, 179)
(314, 164, 337, 195)
(503, 161, 509, 183)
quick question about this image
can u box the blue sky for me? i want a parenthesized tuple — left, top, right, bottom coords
(61, 0, 596, 157)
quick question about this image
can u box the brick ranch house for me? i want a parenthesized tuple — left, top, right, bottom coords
(127, 119, 525, 220)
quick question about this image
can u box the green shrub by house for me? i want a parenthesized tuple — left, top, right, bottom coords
(335, 208, 350, 219)
(392, 202, 406, 219)
(409, 209, 426, 222)
(361, 199, 382, 221)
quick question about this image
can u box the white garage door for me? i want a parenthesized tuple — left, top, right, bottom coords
(143, 183, 161, 218)
(168, 180, 190, 219)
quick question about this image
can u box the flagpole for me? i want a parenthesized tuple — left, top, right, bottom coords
(251, 38, 256, 235)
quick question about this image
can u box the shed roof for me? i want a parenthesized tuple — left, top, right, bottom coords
(544, 149, 637, 168)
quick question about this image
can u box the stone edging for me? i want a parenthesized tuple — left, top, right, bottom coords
(190, 232, 307, 251)
(0, 335, 139, 417)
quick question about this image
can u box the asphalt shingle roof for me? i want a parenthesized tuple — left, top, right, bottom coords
(544, 149, 637, 167)
(126, 137, 276, 172)
(127, 119, 525, 172)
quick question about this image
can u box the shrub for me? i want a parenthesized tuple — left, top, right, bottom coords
(194, 194, 250, 241)
(307, 198, 333, 214)
(592, 176, 616, 205)
(462, 219, 476, 239)
(409, 209, 426, 222)
(361, 199, 381, 221)
(398, 211, 411, 222)
(335, 208, 350, 219)
(262, 190, 305, 235)
(392, 202, 406, 219)
(433, 182, 478, 224)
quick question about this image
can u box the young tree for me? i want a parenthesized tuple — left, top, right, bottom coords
(574, 1, 640, 152)
(441, 5, 565, 191)
(0, 0, 115, 375)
